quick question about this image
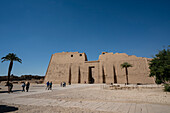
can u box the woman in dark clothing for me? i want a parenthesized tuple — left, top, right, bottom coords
(49, 81, 52, 90)
(8, 82, 13, 93)
(26, 82, 30, 92)
(22, 82, 25, 92)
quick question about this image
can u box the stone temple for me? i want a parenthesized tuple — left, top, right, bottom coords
(44, 52, 155, 84)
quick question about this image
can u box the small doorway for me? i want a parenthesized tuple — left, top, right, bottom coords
(88, 66, 95, 84)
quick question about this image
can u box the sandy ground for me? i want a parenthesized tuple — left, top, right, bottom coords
(0, 84, 170, 113)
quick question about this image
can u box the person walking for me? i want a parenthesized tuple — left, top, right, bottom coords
(60, 82, 62, 87)
(26, 81, 30, 92)
(8, 82, 13, 93)
(46, 81, 49, 90)
(49, 81, 52, 90)
(63, 82, 66, 87)
(22, 82, 25, 92)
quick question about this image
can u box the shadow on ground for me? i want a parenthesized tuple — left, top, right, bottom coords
(0, 90, 22, 93)
(0, 105, 18, 113)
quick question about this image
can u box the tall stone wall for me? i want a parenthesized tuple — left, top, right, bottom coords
(98, 52, 154, 84)
(44, 52, 87, 84)
(44, 52, 155, 84)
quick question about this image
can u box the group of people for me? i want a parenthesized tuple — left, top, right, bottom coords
(22, 81, 30, 92)
(46, 81, 52, 90)
(7, 81, 70, 93)
(60, 82, 66, 87)
(6, 81, 30, 93)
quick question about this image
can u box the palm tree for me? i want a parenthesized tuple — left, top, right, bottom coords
(1, 53, 22, 86)
(120, 62, 132, 85)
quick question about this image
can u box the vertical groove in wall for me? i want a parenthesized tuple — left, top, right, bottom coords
(78, 66, 81, 83)
(69, 65, 71, 84)
(113, 65, 117, 83)
(102, 65, 106, 83)
(98, 62, 100, 83)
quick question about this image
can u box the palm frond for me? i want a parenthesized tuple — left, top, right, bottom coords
(1, 59, 8, 62)
(1, 53, 22, 63)
(120, 62, 132, 68)
(14, 57, 22, 63)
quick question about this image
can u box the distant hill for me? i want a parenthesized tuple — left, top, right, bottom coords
(0, 75, 45, 81)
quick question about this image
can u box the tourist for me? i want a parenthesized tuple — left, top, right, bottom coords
(46, 81, 49, 90)
(49, 81, 52, 90)
(63, 82, 66, 87)
(60, 82, 62, 87)
(26, 81, 30, 92)
(22, 82, 25, 92)
(8, 82, 13, 93)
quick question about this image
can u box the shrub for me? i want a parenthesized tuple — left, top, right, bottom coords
(164, 84, 170, 92)
(155, 78, 163, 84)
(149, 47, 170, 84)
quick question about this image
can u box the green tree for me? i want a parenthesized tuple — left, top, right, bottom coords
(121, 62, 132, 85)
(1, 53, 22, 85)
(149, 47, 170, 84)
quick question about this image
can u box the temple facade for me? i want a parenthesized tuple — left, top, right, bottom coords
(44, 52, 155, 84)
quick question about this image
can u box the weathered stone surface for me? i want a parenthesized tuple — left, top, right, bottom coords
(44, 52, 155, 84)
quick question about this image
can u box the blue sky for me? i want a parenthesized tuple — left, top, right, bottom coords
(0, 0, 170, 76)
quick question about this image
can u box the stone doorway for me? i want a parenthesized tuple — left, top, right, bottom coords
(88, 66, 95, 84)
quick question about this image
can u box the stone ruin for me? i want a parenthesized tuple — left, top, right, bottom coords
(44, 52, 155, 84)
